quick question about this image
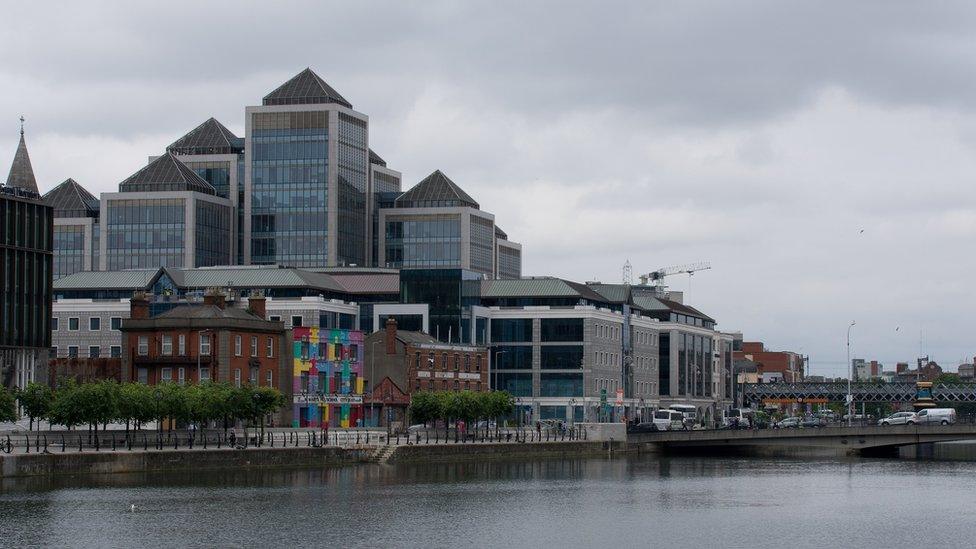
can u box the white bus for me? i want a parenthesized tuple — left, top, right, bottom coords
(668, 404, 698, 429)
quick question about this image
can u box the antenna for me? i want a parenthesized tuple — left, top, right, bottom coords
(19, 116, 25, 136)
(622, 260, 633, 285)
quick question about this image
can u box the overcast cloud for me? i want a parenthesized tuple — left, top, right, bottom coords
(2, 1, 975, 376)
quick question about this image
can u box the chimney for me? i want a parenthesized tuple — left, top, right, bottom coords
(385, 317, 397, 355)
(130, 291, 150, 320)
(204, 288, 226, 310)
(247, 291, 266, 320)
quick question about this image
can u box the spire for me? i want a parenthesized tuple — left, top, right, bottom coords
(6, 117, 39, 194)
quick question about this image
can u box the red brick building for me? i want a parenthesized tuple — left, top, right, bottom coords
(363, 319, 489, 427)
(120, 292, 289, 390)
(734, 341, 805, 382)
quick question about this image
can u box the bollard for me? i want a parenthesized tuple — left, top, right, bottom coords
(189, 434, 194, 450)
(356, 432, 360, 444)
(366, 432, 369, 445)
(61, 434, 66, 453)
(426, 431, 429, 445)
(36, 434, 41, 452)
(271, 432, 275, 448)
(174, 435, 179, 450)
(79, 434, 83, 452)
(112, 433, 117, 452)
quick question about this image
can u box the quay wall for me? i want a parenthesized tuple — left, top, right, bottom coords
(390, 441, 621, 464)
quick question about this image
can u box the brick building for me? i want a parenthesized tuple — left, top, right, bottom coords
(734, 341, 805, 383)
(363, 319, 488, 427)
(120, 291, 289, 392)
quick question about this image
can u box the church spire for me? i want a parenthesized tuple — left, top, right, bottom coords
(5, 117, 39, 194)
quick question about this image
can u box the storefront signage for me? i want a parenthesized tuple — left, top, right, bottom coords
(293, 394, 363, 405)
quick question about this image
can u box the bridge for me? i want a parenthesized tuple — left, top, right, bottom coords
(742, 382, 976, 403)
(630, 424, 976, 456)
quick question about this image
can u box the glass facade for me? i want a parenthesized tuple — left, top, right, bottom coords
(384, 214, 461, 269)
(540, 373, 583, 397)
(540, 345, 584, 369)
(105, 198, 185, 269)
(540, 318, 583, 341)
(493, 345, 532, 369)
(53, 224, 85, 279)
(659, 333, 670, 396)
(495, 372, 532, 396)
(469, 215, 494, 275)
(371, 188, 399, 267)
(184, 160, 232, 199)
(497, 245, 521, 279)
(251, 111, 329, 266)
(490, 319, 533, 342)
(194, 201, 232, 267)
(336, 113, 368, 266)
(0, 191, 53, 350)
(400, 269, 481, 343)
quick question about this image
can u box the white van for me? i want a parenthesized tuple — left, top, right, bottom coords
(669, 404, 698, 428)
(915, 408, 956, 425)
(652, 409, 685, 431)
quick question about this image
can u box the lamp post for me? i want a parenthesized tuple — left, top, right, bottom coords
(492, 349, 509, 391)
(568, 397, 576, 427)
(154, 388, 162, 434)
(370, 339, 383, 429)
(847, 320, 856, 427)
(197, 329, 212, 384)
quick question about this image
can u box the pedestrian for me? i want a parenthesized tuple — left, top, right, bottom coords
(535, 421, 541, 436)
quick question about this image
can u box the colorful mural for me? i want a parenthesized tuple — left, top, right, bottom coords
(292, 326, 365, 428)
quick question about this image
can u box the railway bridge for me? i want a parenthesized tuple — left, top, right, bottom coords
(742, 382, 976, 404)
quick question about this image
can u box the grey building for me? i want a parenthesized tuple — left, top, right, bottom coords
(44, 178, 100, 279)
(1, 123, 54, 390)
(367, 149, 401, 268)
(494, 226, 522, 280)
(99, 152, 233, 270)
(379, 170, 522, 278)
(245, 68, 371, 268)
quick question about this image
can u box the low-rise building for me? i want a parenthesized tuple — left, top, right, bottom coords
(734, 341, 805, 383)
(290, 323, 365, 429)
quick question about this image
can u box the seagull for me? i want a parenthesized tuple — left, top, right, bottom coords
(859, 229, 865, 234)
(130, 504, 137, 513)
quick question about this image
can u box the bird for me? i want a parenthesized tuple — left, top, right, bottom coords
(130, 504, 137, 513)
(859, 229, 865, 234)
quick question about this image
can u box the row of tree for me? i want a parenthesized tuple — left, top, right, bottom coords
(6, 381, 286, 436)
(408, 390, 514, 427)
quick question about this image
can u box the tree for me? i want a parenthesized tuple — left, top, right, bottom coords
(16, 382, 53, 430)
(228, 384, 257, 436)
(454, 391, 483, 424)
(157, 383, 189, 434)
(48, 380, 84, 430)
(0, 387, 16, 423)
(481, 391, 514, 424)
(252, 386, 286, 437)
(408, 391, 440, 425)
(118, 383, 156, 431)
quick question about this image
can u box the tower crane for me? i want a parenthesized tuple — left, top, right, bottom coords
(638, 262, 712, 287)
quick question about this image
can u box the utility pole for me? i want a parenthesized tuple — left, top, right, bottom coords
(847, 321, 856, 426)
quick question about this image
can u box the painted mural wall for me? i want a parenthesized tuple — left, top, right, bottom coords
(292, 327, 365, 428)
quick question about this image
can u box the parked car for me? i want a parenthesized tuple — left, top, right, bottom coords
(801, 416, 826, 428)
(652, 409, 685, 431)
(723, 408, 752, 429)
(774, 417, 802, 429)
(879, 412, 917, 426)
(915, 408, 956, 425)
(628, 422, 660, 434)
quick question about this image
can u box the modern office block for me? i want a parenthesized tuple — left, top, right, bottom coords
(44, 178, 100, 279)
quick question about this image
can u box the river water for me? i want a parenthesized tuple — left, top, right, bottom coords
(2, 456, 975, 548)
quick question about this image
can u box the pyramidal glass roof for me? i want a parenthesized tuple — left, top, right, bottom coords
(262, 68, 352, 108)
(43, 178, 99, 218)
(118, 152, 216, 195)
(396, 170, 479, 209)
(167, 118, 242, 155)
(6, 130, 38, 194)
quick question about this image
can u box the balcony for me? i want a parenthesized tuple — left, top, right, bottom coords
(132, 354, 214, 365)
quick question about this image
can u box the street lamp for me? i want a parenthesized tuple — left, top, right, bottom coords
(568, 397, 576, 427)
(197, 329, 212, 384)
(370, 339, 383, 429)
(492, 349, 509, 391)
(847, 320, 856, 426)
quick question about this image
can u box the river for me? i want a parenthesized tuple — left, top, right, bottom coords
(1, 456, 975, 548)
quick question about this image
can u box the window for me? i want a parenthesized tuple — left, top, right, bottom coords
(200, 335, 211, 356)
(250, 336, 258, 357)
(161, 335, 173, 356)
(137, 367, 148, 384)
(266, 370, 273, 387)
(52, 346, 58, 357)
(464, 355, 470, 371)
(201, 367, 210, 382)
(137, 336, 148, 356)
(68, 317, 79, 331)
(269, 315, 281, 322)
(454, 355, 459, 371)
(291, 315, 303, 327)
(491, 319, 533, 342)
(89, 317, 100, 331)
(475, 355, 481, 372)
(234, 369, 241, 388)
(161, 367, 173, 382)
(541, 346, 584, 369)
(111, 317, 122, 330)
(178, 334, 185, 355)
(52, 317, 58, 331)
(235, 335, 242, 356)
(249, 367, 257, 384)
(178, 367, 185, 385)
(110, 346, 121, 358)
(266, 337, 274, 358)
(88, 346, 100, 358)
(541, 318, 583, 342)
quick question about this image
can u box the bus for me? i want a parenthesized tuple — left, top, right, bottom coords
(668, 404, 698, 429)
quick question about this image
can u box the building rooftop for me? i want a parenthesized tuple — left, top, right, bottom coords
(262, 68, 352, 108)
(481, 277, 606, 301)
(154, 304, 263, 322)
(167, 118, 243, 156)
(118, 152, 216, 195)
(43, 178, 99, 218)
(5, 126, 38, 194)
(396, 170, 479, 209)
(369, 148, 386, 167)
(494, 225, 508, 240)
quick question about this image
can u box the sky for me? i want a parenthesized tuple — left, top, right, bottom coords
(1, 1, 974, 377)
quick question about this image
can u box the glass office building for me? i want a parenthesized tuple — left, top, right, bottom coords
(43, 178, 100, 279)
(246, 68, 370, 268)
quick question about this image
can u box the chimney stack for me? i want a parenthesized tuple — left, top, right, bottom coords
(247, 291, 266, 320)
(204, 288, 226, 310)
(385, 317, 397, 355)
(130, 291, 150, 320)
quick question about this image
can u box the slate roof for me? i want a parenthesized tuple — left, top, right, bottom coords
(43, 178, 100, 218)
(328, 273, 400, 294)
(368, 148, 386, 167)
(155, 304, 263, 322)
(118, 152, 216, 195)
(54, 269, 162, 290)
(6, 130, 38, 194)
(262, 68, 352, 108)
(586, 283, 631, 304)
(167, 118, 243, 155)
(480, 278, 605, 302)
(396, 170, 479, 209)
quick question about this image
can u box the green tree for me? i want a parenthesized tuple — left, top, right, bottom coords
(408, 391, 440, 425)
(16, 382, 53, 431)
(48, 380, 84, 429)
(454, 391, 483, 424)
(934, 373, 962, 385)
(228, 384, 257, 436)
(252, 386, 286, 437)
(481, 391, 514, 425)
(0, 387, 17, 423)
(118, 382, 156, 431)
(157, 383, 189, 433)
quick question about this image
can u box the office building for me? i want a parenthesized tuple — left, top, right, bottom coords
(1, 124, 54, 390)
(43, 178, 100, 279)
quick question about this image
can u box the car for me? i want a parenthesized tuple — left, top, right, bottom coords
(801, 417, 826, 428)
(774, 417, 802, 429)
(879, 412, 917, 426)
(915, 408, 956, 425)
(628, 422, 660, 433)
